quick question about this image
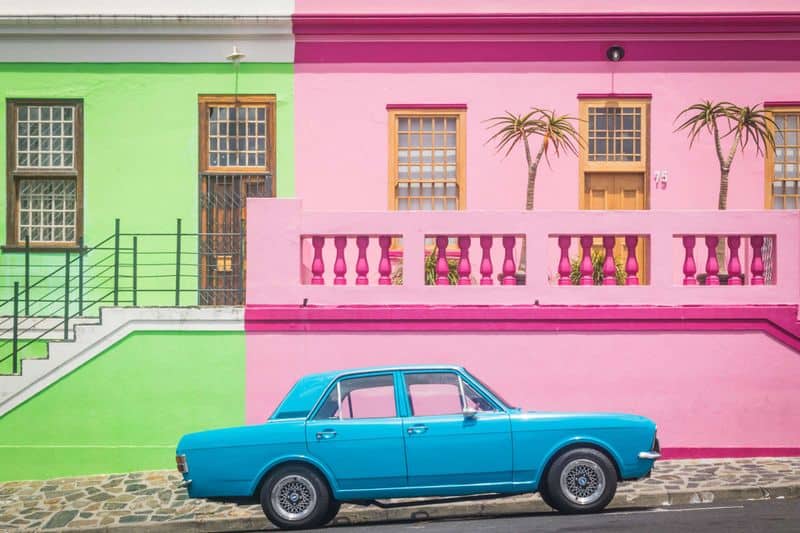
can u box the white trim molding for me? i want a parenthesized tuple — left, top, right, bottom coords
(0, 15, 294, 62)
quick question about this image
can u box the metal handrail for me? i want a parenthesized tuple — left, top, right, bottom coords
(1, 218, 247, 375)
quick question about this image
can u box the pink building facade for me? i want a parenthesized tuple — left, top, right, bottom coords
(246, 2, 800, 459)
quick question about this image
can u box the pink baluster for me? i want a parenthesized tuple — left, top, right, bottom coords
(727, 236, 742, 286)
(682, 235, 697, 286)
(579, 235, 594, 286)
(436, 235, 450, 285)
(751, 235, 765, 285)
(602, 236, 616, 286)
(502, 236, 517, 285)
(311, 236, 325, 285)
(625, 235, 639, 286)
(333, 236, 347, 285)
(704, 235, 720, 286)
(557, 236, 571, 286)
(355, 236, 369, 285)
(457, 236, 471, 285)
(479, 235, 493, 286)
(378, 236, 392, 285)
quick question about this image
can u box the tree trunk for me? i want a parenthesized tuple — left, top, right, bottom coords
(519, 139, 546, 275)
(718, 167, 729, 210)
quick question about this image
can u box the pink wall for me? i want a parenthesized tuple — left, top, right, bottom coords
(296, 1, 800, 15)
(295, 61, 800, 212)
(246, 329, 800, 452)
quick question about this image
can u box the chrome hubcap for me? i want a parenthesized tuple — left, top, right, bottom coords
(560, 459, 606, 505)
(271, 475, 317, 521)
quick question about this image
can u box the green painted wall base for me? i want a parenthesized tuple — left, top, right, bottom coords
(0, 330, 244, 481)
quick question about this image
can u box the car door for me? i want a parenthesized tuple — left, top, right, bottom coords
(305, 373, 406, 491)
(401, 370, 513, 488)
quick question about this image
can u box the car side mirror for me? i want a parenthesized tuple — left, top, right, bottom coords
(463, 406, 477, 419)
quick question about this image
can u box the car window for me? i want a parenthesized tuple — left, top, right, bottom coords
(405, 372, 497, 416)
(314, 374, 396, 420)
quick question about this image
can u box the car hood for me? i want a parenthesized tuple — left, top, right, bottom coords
(512, 410, 656, 430)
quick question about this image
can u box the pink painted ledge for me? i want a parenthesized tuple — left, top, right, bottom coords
(245, 304, 800, 353)
(386, 103, 467, 110)
(292, 12, 800, 36)
(661, 447, 800, 460)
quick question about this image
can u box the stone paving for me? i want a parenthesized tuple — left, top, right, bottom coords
(0, 457, 798, 531)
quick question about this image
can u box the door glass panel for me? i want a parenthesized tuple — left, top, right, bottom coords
(405, 373, 496, 416)
(315, 375, 396, 420)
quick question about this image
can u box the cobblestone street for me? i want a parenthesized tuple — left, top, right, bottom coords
(1, 457, 798, 531)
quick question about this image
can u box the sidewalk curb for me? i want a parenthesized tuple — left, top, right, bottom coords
(47, 483, 800, 533)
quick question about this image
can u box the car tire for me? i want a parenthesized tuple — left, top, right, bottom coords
(260, 464, 332, 530)
(321, 501, 341, 525)
(545, 448, 617, 514)
(537, 484, 557, 510)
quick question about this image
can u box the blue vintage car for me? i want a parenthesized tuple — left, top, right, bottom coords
(176, 365, 660, 529)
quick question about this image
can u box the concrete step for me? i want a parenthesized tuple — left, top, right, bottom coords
(0, 316, 100, 341)
(0, 306, 243, 416)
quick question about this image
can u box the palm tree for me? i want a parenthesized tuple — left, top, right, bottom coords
(674, 101, 775, 209)
(486, 108, 581, 275)
(486, 108, 581, 211)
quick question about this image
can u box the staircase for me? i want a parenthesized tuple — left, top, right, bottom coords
(0, 221, 248, 417)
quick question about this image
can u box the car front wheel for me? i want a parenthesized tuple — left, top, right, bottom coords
(260, 464, 332, 530)
(545, 448, 617, 514)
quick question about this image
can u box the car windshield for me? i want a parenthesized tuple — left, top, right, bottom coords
(467, 370, 516, 409)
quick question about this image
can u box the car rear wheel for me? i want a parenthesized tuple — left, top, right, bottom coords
(545, 448, 617, 514)
(260, 464, 332, 530)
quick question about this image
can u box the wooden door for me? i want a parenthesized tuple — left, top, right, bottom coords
(584, 173, 648, 282)
(199, 174, 271, 305)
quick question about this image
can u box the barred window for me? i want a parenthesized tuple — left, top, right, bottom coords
(587, 106, 642, 162)
(389, 109, 465, 211)
(18, 179, 77, 243)
(6, 100, 82, 247)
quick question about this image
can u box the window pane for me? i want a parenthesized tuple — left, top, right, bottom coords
(393, 112, 461, 212)
(206, 103, 269, 169)
(18, 178, 77, 243)
(315, 375, 396, 420)
(771, 112, 800, 210)
(16, 104, 76, 169)
(405, 373, 463, 416)
(587, 106, 642, 162)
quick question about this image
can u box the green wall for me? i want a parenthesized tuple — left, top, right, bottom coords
(0, 63, 294, 309)
(0, 330, 245, 481)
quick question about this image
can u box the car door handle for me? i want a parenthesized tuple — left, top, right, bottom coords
(316, 430, 337, 440)
(407, 424, 428, 435)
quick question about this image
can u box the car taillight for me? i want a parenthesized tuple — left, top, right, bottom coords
(176, 454, 188, 474)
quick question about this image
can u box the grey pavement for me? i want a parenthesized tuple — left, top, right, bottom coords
(322, 500, 800, 533)
(0, 457, 798, 531)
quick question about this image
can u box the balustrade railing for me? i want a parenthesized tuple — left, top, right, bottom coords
(246, 199, 800, 307)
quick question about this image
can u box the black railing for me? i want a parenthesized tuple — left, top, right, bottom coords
(0, 218, 246, 375)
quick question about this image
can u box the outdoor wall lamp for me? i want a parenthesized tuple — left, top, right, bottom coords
(606, 45, 625, 62)
(226, 45, 245, 64)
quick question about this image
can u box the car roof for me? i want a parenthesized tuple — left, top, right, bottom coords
(269, 364, 466, 420)
(303, 364, 466, 382)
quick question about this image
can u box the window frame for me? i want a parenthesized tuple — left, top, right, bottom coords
(198, 94, 277, 180)
(387, 108, 467, 211)
(764, 106, 800, 209)
(5, 98, 84, 251)
(311, 372, 399, 421)
(401, 370, 502, 417)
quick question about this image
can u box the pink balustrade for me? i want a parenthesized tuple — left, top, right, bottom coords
(248, 199, 798, 307)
